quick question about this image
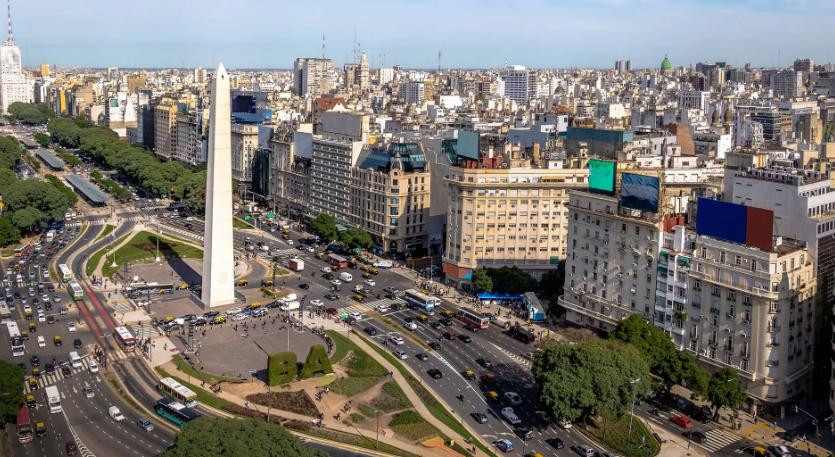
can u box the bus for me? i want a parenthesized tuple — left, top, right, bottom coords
(68, 280, 84, 300)
(127, 282, 174, 298)
(114, 326, 136, 352)
(456, 308, 490, 330)
(7, 321, 25, 356)
(403, 289, 440, 314)
(58, 264, 73, 283)
(14, 243, 31, 257)
(0, 301, 11, 322)
(157, 377, 198, 407)
(328, 253, 348, 270)
(154, 398, 201, 426)
(45, 385, 61, 413)
(16, 404, 33, 444)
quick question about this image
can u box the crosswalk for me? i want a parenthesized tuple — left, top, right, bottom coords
(24, 356, 98, 394)
(130, 322, 160, 338)
(490, 342, 532, 368)
(697, 429, 740, 453)
(340, 297, 403, 317)
(111, 301, 136, 314)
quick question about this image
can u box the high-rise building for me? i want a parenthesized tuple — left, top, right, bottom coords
(174, 110, 205, 166)
(399, 81, 424, 104)
(502, 65, 535, 104)
(0, 1, 31, 114)
(614, 60, 631, 74)
(293, 57, 334, 98)
(793, 58, 814, 73)
(153, 100, 179, 160)
(771, 70, 804, 98)
(679, 90, 710, 111)
(38, 63, 48, 77)
(231, 123, 260, 192)
(378, 68, 394, 85)
(357, 51, 370, 91)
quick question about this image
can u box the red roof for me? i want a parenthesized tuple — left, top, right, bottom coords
(315, 97, 347, 111)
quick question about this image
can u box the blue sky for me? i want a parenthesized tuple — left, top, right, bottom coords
(12, 0, 835, 69)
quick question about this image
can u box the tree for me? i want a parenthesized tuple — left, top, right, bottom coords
(533, 340, 650, 422)
(12, 207, 46, 232)
(0, 216, 22, 247)
(0, 359, 24, 419)
(162, 417, 327, 457)
(539, 260, 566, 319)
(311, 213, 338, 242)
(33, 132, 50, 147)
(707, 368, 746, 418)
(471, 268, 493, 293)
(339, 228, 373, 250)
(611, 315, 677, 371)
(7, 102, 54, 125)
(486, 266, 536, 294)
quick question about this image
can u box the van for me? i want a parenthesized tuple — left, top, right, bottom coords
(280, 301, 300, 311)
(108, 406, 125, 422)
(37, 335, 45, 348)
(69, 351, 82, 368)
(281, 293, 298, 302)
(339, 272, 353, 282)
(578, 445, 596, 457)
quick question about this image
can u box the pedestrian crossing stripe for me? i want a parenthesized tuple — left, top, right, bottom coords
(111, 302, 135, 314)
(23, 352, 129, 394)
(130, 323, 161, 338)
(490, 342, 531, 368)
(339, 297, 403, 317)
(695, 429, 740, 452)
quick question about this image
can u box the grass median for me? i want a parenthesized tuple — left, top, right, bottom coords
(584, 411, 660, 457)
(102, 230, 202, 277)
(155, 367, 228, 410)
(94, 224, 114, 241)
(233, 217, 253, 229)
(85, 232, 130, 276)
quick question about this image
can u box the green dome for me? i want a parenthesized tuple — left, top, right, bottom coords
(661, 55, 671, 71)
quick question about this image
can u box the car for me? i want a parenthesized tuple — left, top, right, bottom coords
(442, 331, 457, 340)
(671, 415, 693, 429)
(299, 283, 309, 290)
(330, 279, 342, 287)
(41, 293, 49, 302)
(211, 316, 226, 325)
(324, 293, 339, 301)
(577, 444, 596, 457)
(462, 369, 476, 380)
(82, 383, 94, 398)
(471, 412, 488, 424)
(464, 323, 480, 332)
(37, 312, 45, 323)
(498, 405, 522, 425)
(557, 419, 572, 429)
(363, 326, 378, 336)
(137, 417, 154, 432)
(227, 307, 243, 315)
(430, 321, 443, 330)
(427, 368, 443, 379)
(389, 333, 405, 345)
(364, 279, 376, 287)
(504, 391, 522, 406)
(515, 428, 534, 441)
(427, 341, 441, 350)
(349, 311, 362, 320)
(393, 349, 408, 359)
(232, 313, 250, 321)
(494, 438, 514, 452)
(476, 358, 493, 369)
(737, 445, 768, 456)
(61, 365, 72, 377)
(766, 445, 794, 457)
(416, 352, 429, 361)
(192, 317, 208, 326)
(310, 299, 323, 307)
(89, 361, 99, 373)
(683, 430, 706, 443)
(37, 335, 45, 348)
(73, 338, 82, 349)
(52, 294, 61, 303)
(30, 355, 40, 366)
(439, 317, 453, 326)
(44, 362, 55, 374)
(66, 441, 78, 455)
(53, 335, 62, 346)
(404, 321, 418, 331)
(67, 322, 76, 332)
(545, 438, 565, 450)
(459, 335, 472, 343)
(383, 286, 398, 294)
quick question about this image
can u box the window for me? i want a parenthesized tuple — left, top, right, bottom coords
(720, 251, 726, 263)
(735, 255, 742, 266)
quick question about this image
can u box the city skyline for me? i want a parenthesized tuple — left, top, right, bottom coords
(12, 0, 835, 69)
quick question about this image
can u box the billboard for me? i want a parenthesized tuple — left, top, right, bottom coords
(588, 159, 616, 193)
(457, 130, 480, 160)
(620, 173, 660, 213)
(695, 198, 774, 251)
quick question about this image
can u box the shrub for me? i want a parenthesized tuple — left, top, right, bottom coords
(299, 345, 334, 379)
(268, 352, 298, 386)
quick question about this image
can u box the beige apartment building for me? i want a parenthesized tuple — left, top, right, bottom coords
(153, 100, 178, 160)
(350, 142, 431, 255)
(231, 123, 260, 192)
(443, 165, 588, 286)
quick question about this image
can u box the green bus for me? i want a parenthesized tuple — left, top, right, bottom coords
(154, 398, 201, 426)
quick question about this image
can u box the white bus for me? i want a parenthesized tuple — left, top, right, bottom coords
(45, 230, 55, 243)
(68, 280, 84, 300)
(6, 321, 25, 356)
(58, 264, 73, 283)
(45, 385, 62, 413)
(0, 302, 11, 322)
(403, 289, 440, 314)
(157, 377, 198, 408)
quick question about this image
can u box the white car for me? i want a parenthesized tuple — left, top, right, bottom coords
(321, 266, 332, 273)
(377, 304, 389, 313)
(349, 311, 362, 320)
(227, 307, 243, 315)
(389, 333, 405, 345)
(305, 246, 315, 253)
(501, 407, 521, 425)
(364, 279, 376, 287)
(67, 322, 76, 332)
(557, 419, 572, 429)
(286, 240, 294, 246)
(404, 321, 418, 331)
(393, 349, 408, 359)
(89, 361, 99, 373)
(504, 391, 522, 406)
(37, 335, 46, 348)
(330, 279, 342, 287)
(37, 312, 45, 322)
(232, 313, 249, 321)
(309, 299, 323, 307)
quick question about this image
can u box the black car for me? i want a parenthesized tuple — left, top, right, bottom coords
(363, 326, 378, 336)
(192, 317, 207, 326)
(30, 355, 39, 367)
(46, 315, 55, 324)
(299, 283, 309, 290)
(459, 335, 472, 343)
(73, 338, 83, 349)
(476, 358, 493, 369)
(427, 341, 442, 350)
(324, 293, 339, 301)
(515, 428, 534, 441)
(45, 362, 55, 374)
(322, 272, 334, 280)
(66, 441, 78, 456)
(383, 286, 398, 294)
(430, 322, 442, 330)
(683, 431, 706, 443)
(204, 310, 220, 318)
(427, 368, 443, 379)
(471, 412, 488, 424)
(61, 365, 72, 377)
(546, 438, 564, 449)
(416, 352, 429, 361)
(439, 318, 453, 326)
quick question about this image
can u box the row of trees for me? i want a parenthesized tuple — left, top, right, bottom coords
(310, 213, 373, 250)
(47, 117, 206, 211)
(0, 136, 75, 246)
(7, 102, 54, 125)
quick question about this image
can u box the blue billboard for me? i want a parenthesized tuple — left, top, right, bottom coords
(695, 198, 747, 245)
(620, 173, 660, 213)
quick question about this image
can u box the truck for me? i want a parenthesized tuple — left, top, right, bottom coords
(501, 407, 521, 425)
(289, 258, 304, 272)
(45, 230, 55, 243)
(339, 272, 353, 282)
(45, 385, 61, 413)
(108, 406, 125, 422)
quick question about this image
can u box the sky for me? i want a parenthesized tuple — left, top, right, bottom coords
(11, 0, 835, 70)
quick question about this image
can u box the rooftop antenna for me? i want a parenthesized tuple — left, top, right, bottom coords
(6, 0, 13, 45)
(438, 50, 442, 73)
(353, 28, 357, 64)
(322, 32, 326, 59)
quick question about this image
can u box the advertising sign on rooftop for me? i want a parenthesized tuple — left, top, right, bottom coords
(588, 159, 616, 194)
(696, 198, 774, 251)
(620, 173, 660, 213)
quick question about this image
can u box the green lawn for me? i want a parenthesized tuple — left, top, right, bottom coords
(288, 426, 420, 457)
(102, 231, 202, 277)
(389, 410, 442, 442)
(155, 367, 228, 410)
(356, 332, 496, 457)
(95, 224, 114, 241)
(367, 381, 411, 413)
(329, 376, 381, 397)
(325, 330, 354, 364)
(325, 330, 388, 397)
(233, 217, 253, 229)
(171, 354, 244, 384)
(584, 412, 660, 457)
(85, 232, 130, 276)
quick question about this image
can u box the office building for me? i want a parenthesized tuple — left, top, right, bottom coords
(174, 110, 205, 166)
(679, 90, 710, 111)
(399, 81, 424, 105)
(231, 123, 260, 191)
(772, 71, 804, 98)
(153, 100, 179, 160)
(293, 58, 334, 98)
(502, 65, 536, 104)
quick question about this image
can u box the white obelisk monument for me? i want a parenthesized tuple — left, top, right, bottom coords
(201, 63, 236, 308)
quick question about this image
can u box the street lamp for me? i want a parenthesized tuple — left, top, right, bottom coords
(627, 378, 641, 449)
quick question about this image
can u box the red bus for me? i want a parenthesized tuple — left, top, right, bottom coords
(456, 308, 489, 330)
(114, 326, 136, 352)
(328, 254, 348, 270)
(14, 243, 32, 257)
(17, 404, 33, 444)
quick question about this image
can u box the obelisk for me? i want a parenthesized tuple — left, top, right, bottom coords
(201, 63, 236, 308)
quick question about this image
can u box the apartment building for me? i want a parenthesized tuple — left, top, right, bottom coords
(350, 142, 431, 255)
(153, 100, 178, 160)
(174, 110, 204, 166)
(443, 165, 588, 287)
(293, 58, 334, 98)
(310, 135, 364, 222)
(272, 126, 313, 218)
(231, 123, 260, 191)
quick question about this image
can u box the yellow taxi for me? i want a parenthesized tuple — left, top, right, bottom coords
(248, 302, 263, 310)
(53, 335, 62, 346)
(28, 322, 37, 333)
(163, 315, 175, 323)
(441, 309, 454, 318)
(28, 377, 38, 391)
(32, 367, 41, 378)
(35, 422, 46, 437)
(236, 279, 249, 286)
(417, 314, 430, 323)
(362, 272, 372, 279)
(25, 393, 36, 408)
(524, 453, 544, 457)
(485, 390, 499, 401)
(462, 370, 476, 380)
(261, 279, 274, 287)
(212, 316, 226, 325)
(369, 268, 379, 275)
